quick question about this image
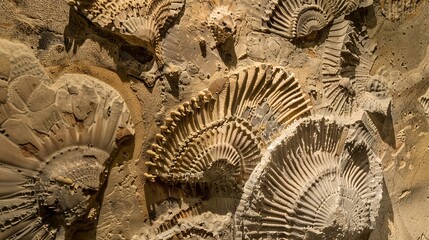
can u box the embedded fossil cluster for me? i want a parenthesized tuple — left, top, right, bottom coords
(145, 64, 313, 186)
(1, 0, 428, 238)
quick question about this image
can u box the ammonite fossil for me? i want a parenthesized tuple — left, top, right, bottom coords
(145, 64, 313, 189)
(0, 39, 134, 239)
(235, 117, 383, 239)
(261, 0, 368, 39)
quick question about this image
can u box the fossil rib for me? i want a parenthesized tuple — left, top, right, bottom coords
(235, 117, 383, 240)
(0, 39, 135, 239)
(145, 64, 313, 186)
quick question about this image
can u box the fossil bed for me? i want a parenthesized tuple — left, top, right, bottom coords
(0, 0, 429, 239)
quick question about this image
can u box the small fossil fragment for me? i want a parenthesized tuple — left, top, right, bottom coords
(0, 39, 135, 239)
(207, 6, 236, 45)
(145, 64, 313, 187)
(235, 117, 383, 240)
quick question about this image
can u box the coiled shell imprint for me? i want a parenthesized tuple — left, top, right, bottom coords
(145, 64, 313, 189)
(0, 39, 135, 239)
(262, 0, 366, 39)
(235, 117, 383, 239)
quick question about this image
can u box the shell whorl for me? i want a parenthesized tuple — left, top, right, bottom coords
(0, 39, 135, 239)
(235, 117, 383, 240)
(145, 64, 313, 186)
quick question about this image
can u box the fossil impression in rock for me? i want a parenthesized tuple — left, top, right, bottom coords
(145, 64, 313, 188)
(235, 117, 383, 240)
(261, 0, 368, 39)
(207, 6, 236, 45)
(134, 199, 232, 240)
(419, 87, 429, 115)
(321, 18, 390, 118)
(379, 0, 420, 20)
(0, 39, 135, 239)
(67, 0, 185, 86)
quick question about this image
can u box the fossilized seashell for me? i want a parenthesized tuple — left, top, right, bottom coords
(261, 0, 364, 39)
(207, 6, 236, 45)
(145, 64, 313, 186)
(67, 0, 185, 86)
(379, 0, 420, 20)
(0, 39, 135, 239)
(235, 117, 383, 240)
(322, 76, 359, 116)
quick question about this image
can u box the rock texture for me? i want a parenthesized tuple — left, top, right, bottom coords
(0, 0, 429, 239)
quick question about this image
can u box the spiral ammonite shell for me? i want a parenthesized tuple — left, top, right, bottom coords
(0, 39, 135, 239)
(262, 0, 363, 39)
(235, 117, 383, 240)
(145, 64, 313, 188)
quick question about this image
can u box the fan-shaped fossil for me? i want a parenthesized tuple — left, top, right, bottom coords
(145, 64, 313, 187)
(67, 0, 185, 86)
(0, 39, 135, 239)
(261, 0, 365, 39)
(235, 117, 383, 240)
